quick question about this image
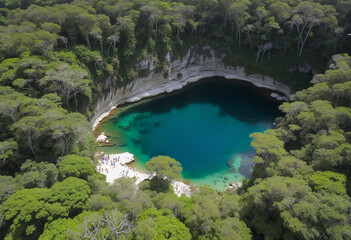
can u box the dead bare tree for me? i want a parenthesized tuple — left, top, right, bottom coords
(76, 211, 134, 240)
(103, 211, 135, 239)
(59, 36, 69, 48)
(79, 214, 103, 240)
(107, 34, 120, 57)
(256, 42, 273, 62)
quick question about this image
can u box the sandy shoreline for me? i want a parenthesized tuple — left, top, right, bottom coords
(96, 153, 192, 197)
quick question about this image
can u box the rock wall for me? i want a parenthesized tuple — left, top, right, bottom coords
(91, 46, 291, 129)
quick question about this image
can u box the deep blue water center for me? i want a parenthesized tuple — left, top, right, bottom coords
(99, 77, 281, 190)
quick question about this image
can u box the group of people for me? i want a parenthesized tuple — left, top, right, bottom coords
(97, 154, 120, 174)
(97, 166, 109, 173)
(99, 154, 120, 168)
(97, 154, 135, 177)
(121, 169, 129, 177)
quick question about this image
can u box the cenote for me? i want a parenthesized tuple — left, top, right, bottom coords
(99, 77, 282, 190)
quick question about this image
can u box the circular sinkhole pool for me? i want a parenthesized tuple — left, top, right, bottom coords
(98, 77, 282, 190)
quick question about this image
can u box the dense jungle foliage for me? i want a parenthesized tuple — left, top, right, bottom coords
(0, 0, 351, 239)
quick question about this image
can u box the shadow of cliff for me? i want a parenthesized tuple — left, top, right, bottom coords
(117, 77, 282, 124)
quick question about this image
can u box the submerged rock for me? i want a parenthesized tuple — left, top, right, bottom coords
(226, 159, 234, 167)
(226, 168, 236, 173)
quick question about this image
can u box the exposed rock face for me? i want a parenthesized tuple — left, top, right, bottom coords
(91, 46, 291, 129)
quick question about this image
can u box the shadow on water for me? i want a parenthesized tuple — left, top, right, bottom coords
(238, 149, 257, 178)
(118, 77, 281, 124)
(101, 77, 283, 189)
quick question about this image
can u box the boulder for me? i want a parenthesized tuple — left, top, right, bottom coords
(298, 64, 313, 74)
(97, 132, 108, 142)
(229, 182, 243, 189)
(119, 152, 134, 165)
(271, 92, 289, 101)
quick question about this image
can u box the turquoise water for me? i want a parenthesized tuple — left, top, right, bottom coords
(99, 78, 281, 190)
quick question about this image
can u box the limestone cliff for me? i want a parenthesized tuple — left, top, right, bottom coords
(91, 46, 291, 129)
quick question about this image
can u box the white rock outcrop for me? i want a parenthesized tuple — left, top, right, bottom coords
(91, 46, 291, 129)
(97, 132, 108, 142)
(118, 152, 135, 165)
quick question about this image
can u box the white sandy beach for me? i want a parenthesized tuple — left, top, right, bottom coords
(96, 153, 192, 197)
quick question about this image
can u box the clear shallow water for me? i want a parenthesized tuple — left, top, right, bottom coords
(99, 78, 281, 190)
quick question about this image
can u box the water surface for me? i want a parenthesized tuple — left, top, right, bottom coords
(99, 77, 281, 190)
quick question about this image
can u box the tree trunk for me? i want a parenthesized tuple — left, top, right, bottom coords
(155, 18, 158, 40)
(247, 32, 252, 49)
(100, 39, 103, 52)
(235, 20, 239, 41)
(283, 46, 287, 55)
(26, 133, 38, 157)
(224, 10, 228, 31)
(256, 49, 261, 63)
(85, 36, 91, 49)
(299, 24, 314, 56)
(108, 42, 112, 58)
(239, 29, 241, 48)
(74, 93, 78, 111)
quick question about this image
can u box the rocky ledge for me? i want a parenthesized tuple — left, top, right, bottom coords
(91, 46, 291, 129)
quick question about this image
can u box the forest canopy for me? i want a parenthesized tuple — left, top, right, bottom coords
(0, 0, 350, 239)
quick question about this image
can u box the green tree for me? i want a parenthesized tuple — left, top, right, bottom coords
(250, 129, 288, 167)
(269, 155, 313, 178)
(2, 177, 90, 239)
(57, 154, 94, 180)
(152, 192, 184, 218)
(146, 156, 182, 189)
(310, 171, 347, 195)
(171, 3, 194, 38)
(184, 185, 221, 238)
(0, 140, 18, 168)
(0, 175, 22, 218)
(242, 176, 319, 239)
(47, 177, 91, 216)
(0, 86, 30, 123)
(135, 208, 191, 240)
(84, 194, 116, 211)
(229, 0, 251, 47)
(107, 177, 137, 202)
(38, 63, 92, 108)
(21, 159, 58, 188)
(38, 211, 92, 240)
(291, 2, 338, 56)
(317, 193, 351, 239)
(213, 217, 251, 240)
